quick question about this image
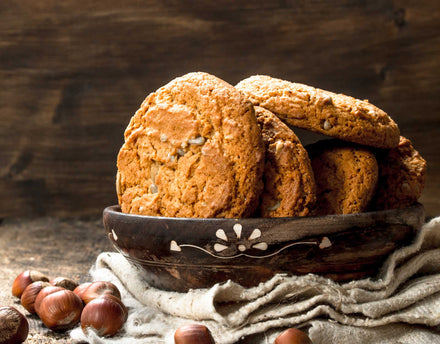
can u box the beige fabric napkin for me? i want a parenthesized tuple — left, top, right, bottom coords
(70, 217, 440, 344)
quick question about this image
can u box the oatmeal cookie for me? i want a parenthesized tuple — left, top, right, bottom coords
(254, 106, 316, 217)
(306, 140, 379, 215)
(236, 75, 400, 149)
(372, 136, 426, 210)
(117, 72, 265, 218)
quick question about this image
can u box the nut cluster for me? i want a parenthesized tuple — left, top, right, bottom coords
(5, 271, 314, 344)
(7, 270, 127, 340)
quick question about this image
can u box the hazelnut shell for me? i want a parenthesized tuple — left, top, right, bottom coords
(0, 306, 29, 344)
(11, 270, 49, 298)
(73, 282, 92, 301)
(50, 277, 79, 291)
(38, 289, 83, 331)
(174, 324, 215, 344)
(81, 281, 121, 304)
(81, 294, 127, 337)
(20, 281, 51, 314)
(34, 285, 65, 315)
(274, 328, 313, 344)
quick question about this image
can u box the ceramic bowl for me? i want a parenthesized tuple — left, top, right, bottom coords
(103, 204, 424, 292)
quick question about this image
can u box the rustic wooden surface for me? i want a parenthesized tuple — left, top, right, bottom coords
(0, 0, 439, 218)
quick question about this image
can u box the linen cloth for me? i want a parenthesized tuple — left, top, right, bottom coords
(70, 217, 440, 344)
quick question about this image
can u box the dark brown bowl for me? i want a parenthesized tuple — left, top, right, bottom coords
(103, 204, 424, 292)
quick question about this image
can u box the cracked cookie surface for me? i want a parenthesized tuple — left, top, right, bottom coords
(116, 72, 265, 218)
(372, 136, 426, 210)
(236, 75, 400, 149)
(255, 106, 316, 217)
(306, 140, 379, 215)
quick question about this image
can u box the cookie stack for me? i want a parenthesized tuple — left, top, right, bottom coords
(116, 72, 426, 218)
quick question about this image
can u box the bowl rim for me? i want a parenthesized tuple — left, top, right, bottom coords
(103, 203, 425, 223)
(103, 203, 425, 246)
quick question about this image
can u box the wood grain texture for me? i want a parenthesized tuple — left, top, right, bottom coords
(0, 0, 439, 217)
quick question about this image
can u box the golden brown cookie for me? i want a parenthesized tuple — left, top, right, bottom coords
(306, 140, 379, 215)
(236, 75, 400, 149)
(372, 136, 426, 210)
(117, 72, 265, 218)
(254, 106, 316, 217)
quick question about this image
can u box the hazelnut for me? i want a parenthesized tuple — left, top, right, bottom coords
(37, 289, 83, 331)
(50, 277, 78, 291)
(20, 281, 51, 314)
(80, 281, 121, 304)
(73, 282, 92, 301)
(12, 270, 49, 298)
(81, 294, 128, 337)
(34, 285, 64, 315)
(174, 324, 215, 344)
(0, 306, 29, 344)
(274, 328, 313, 344)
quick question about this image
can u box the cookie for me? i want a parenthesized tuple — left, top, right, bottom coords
(236, 75, 400, 149)
(117, 72, 265, 218)
(254, 106, 316, 217)
(372, 136, 426, 210)
(306, 140, 379, 215)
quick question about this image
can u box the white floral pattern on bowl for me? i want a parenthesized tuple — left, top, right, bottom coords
(170, 222, 332, 259)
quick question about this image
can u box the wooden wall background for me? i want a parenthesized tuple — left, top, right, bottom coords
(0, 0, 439, 218)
